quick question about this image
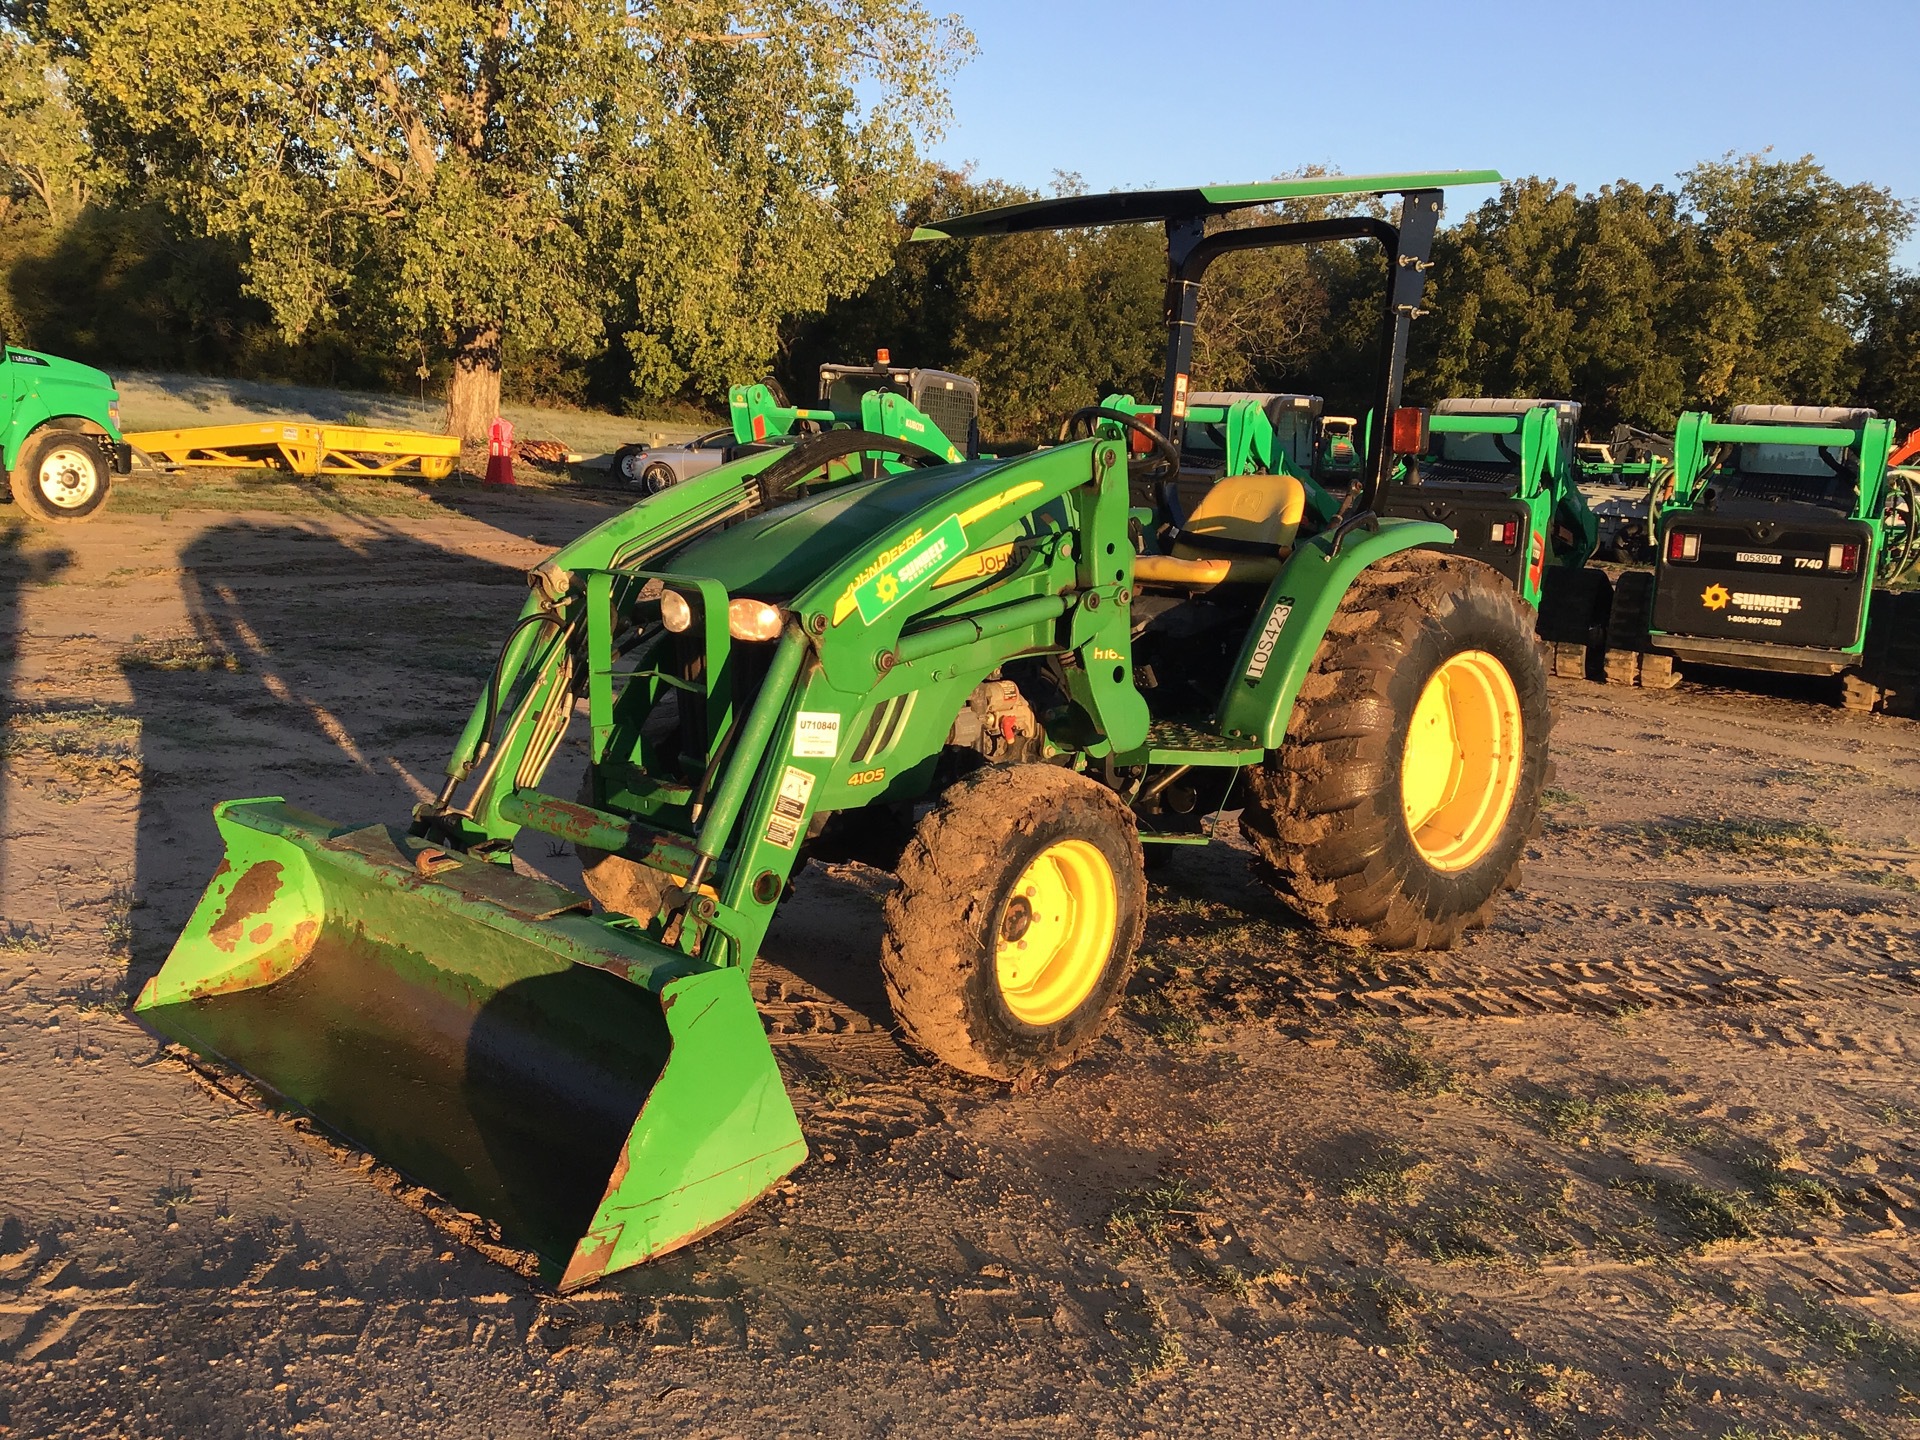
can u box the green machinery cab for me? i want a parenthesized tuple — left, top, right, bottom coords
(1, 336, 130, 522)
(1603, 404, 1920, 708)
(1379, 398, 1599, 606)
(136, 169, 1551, 1291)
(1374, 397, 1609, 674)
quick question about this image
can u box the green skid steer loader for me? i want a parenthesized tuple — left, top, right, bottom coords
(137, 169, 1549, 1290)
(1603, 404, 1920, 707)
(1377, 398, 1607, 676)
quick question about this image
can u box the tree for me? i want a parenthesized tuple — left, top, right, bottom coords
(1413, 178, 1702, 431)
(41, 0, 969, 438)
(1857, 272, 1920, 429)
(0, 29, 102, 226)
(1680, 152, 1911, 412)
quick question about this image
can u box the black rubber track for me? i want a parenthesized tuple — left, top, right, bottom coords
(1240, 550, 1552, 950)
(880, 764, 1146, 1081)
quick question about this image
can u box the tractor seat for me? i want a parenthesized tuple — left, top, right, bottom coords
(1133, 472, 1306, 590)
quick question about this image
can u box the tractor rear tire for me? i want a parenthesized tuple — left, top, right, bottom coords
(11, 429, 111, 523)
(880, 764, 1145, 1081)
(1241, 550, 1551, 951)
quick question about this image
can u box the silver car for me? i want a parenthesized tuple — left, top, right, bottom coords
(610, 428, 736, 493)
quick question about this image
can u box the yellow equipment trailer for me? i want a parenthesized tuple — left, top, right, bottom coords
(126, 422, 461, 480)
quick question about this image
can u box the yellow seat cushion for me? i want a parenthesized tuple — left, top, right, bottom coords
(1135, 473, 1306, 590)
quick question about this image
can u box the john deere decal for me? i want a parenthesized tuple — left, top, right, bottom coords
(852, 513, 967, 623)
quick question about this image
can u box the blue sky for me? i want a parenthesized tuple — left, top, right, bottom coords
(931, 0, 1920, 263)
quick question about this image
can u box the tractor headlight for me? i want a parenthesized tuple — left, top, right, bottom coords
(660, 589, 694, 633)
(727, 598, 786, 642)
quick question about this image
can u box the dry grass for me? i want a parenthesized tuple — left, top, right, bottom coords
(0, 704, 142, 790)
(121, 635, 240, 672)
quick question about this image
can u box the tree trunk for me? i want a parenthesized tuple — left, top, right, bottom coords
(445, 326, 503, 442)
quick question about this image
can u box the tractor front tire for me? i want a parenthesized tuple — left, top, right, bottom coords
(1242, 550, 1551, 950)
(11, 429, 111, 523)
(880, 764, 1145, 1081)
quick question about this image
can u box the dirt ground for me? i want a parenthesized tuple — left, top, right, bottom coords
(6, 478, 1920, 1439)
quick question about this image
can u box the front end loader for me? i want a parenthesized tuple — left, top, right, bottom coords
(138, 169, 1549, 1290)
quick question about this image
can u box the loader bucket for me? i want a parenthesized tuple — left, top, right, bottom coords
(134, 798, 805, 1290)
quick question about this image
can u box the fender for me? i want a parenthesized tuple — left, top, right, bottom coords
(1215, 516, 1455, 749)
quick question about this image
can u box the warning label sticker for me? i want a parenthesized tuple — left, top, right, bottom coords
(792, 711, 841, 759)
(764, 766, 816, 849)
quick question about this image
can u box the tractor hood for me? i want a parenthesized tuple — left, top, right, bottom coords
(664, 456, 1016, 599)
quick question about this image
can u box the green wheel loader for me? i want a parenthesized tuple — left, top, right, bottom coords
(137, 169, 1549, 1290)
(1603, 404, 1920, 707)
(1376, 397, 1607, 676)
(1, 333, 130, 522)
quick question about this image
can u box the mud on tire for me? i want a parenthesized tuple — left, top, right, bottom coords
(1241, 549, 1551, 950)
(880, 764, 1146, 1081)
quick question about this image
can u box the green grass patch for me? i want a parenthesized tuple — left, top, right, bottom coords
(1506, 1081, 1686, 1146)
(1337, 1147, 1429, 1208)
(1356, 1025, 1459, 1097)
(1105, 1174, 1208, 1255)
(1614, 1174, 1765, 1244)
(1849, 868, 1920, 892)
(0, 923, 53, 954)
(1636, 817, 1841, 858)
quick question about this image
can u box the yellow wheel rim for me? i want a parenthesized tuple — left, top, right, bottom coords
(1399, 649, 1524, 872)
(993, 839, 1118, 1026)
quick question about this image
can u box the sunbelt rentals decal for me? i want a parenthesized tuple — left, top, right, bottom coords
(1701, 583, 1803, 628)
(830, 483, 1045, 626)
(1244, 600, 1295, 680)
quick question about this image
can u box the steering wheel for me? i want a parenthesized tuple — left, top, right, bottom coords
(1058, 406, 1181, 480)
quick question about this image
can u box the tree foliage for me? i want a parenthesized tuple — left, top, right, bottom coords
(0, 28, 101, 226)
(29, 0, 969, 435)
(3, 57, 1918, 445)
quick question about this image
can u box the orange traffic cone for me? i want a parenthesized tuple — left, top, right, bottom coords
(485, 417, 516, 486)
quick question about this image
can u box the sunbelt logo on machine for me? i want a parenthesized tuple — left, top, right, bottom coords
(851, 514, 968, 623)
(1701, 583, 1803, 625)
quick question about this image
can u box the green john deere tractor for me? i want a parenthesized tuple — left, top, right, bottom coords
(1377, 397, 1607, 675)
(1604, 404, 1920, 707)
(136, 169, 1547, 1290)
